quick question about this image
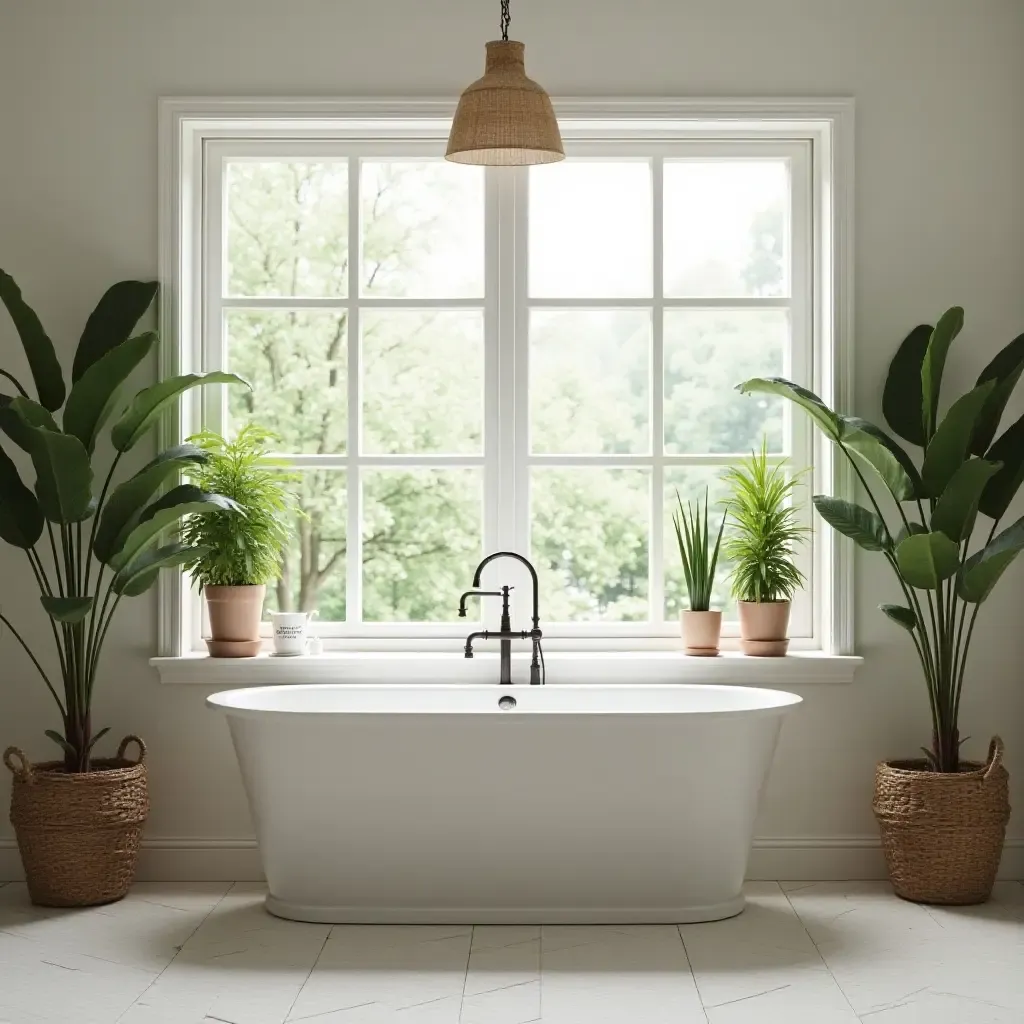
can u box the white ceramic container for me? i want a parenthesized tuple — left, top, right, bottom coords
(207, 683, 801, 923)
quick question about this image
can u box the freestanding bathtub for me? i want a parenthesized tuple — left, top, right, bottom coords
(207, 683, 800, 923)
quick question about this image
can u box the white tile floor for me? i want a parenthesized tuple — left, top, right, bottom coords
(0, 879, 1022, 1023)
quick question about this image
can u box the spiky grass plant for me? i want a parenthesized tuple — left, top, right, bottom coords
(672, 488, 727, 611)
(181, 426, 296, 587)
(723, 442, 808, 603)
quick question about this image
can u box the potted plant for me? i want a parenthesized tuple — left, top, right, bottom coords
(0, 271, 246, 906)
(672, 488, 727, 655)
(181, 426, 295, 657)
(739, 306, 1021, 904)
(723, 442, 808, 656)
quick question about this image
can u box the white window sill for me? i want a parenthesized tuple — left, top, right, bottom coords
(150, 650, 862, 687)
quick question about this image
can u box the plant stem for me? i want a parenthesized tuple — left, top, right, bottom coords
(84, 454, 121, 595)
(46, 523, 65, 597)
(0, 370, 30, 398)
(26, 549, 68, 681)
(88, 593, 123, 703)
(842, 447, 943, 730)
(0, 612, 65, 714)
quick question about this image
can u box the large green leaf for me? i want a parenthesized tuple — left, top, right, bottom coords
(979, 412, 1024, 519)
(882, 323, 932, 447)
(93, 450, 208, 564)
(930, 458, 1002, 541)
(920, 381, 995, 498)
(63, 332, 157, 452)
(971, 331, 1024, 455)
(139, 442, 210, 474)
(111, 541, 206, 597)
(736, 377, 841, 439)
(73, 280, 158, 383)
(0, 443, 43, 548)
(0, 394, 58, 451)
(111, 372, 248, 451)
(20, 424, 94, 524)
(109, 486, 237, 571)
(958, 515, 1024, 603)
(896, 531, 961, 589)
(880, 603, 918, 632)
(921, 306, 965, 440)
(40, 595, 94, 623)
(0, 271, 66, 411)
(838, 416, 921, 501)
(812, 495, 890, 551)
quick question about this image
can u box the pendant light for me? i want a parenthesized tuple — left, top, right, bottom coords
(446, 0, 564, 166)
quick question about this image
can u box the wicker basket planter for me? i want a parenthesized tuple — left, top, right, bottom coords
(4, 736, 148, 907)
(872, 736, 1010, 905)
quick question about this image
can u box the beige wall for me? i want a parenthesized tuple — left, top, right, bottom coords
(1, 0, 1022, 875)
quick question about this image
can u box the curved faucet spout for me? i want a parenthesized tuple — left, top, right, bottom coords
(472, 552, 540, 629)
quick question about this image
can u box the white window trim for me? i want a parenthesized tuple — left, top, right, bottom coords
(155, 95, 856, 682)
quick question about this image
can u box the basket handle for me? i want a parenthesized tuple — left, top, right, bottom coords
(3, 747, 34, 782)
(983, 736, 1004, 781)
(117, 735, 147, 765)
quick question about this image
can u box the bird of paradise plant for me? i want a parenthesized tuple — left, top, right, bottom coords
(0, 272, 247, 771)
(740, 307, 1024, 772)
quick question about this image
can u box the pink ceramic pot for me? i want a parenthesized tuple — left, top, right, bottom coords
(205, 585, 265, 656)
(680, 610, 722, 656)
(738, 600, 791, 657)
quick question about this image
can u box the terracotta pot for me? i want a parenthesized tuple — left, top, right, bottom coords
(680, 610, 722, 656)
(738, 600, 791, 657)
(205, 584, 265, 655)
(4, 737, 148, 907)
(873, 737, 1010, 905)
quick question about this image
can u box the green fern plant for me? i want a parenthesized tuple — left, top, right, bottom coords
(672, 488, 727, 611)
(181, 426, 296, 587)
(723, 442, 809, 603)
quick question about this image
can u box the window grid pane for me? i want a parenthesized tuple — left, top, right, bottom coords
(207, 140, 813, 639)
(221, 154, 487, 627)
(524, 154, 802, 628)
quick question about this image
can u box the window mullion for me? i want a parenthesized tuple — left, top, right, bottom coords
(346, 155, 363, 625)
(511, 166, 531, 628)
(650, 156, 665, 625)
(204, 150, 228, 437)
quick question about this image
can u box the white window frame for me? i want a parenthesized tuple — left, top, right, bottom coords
(157, 97, 855, 659)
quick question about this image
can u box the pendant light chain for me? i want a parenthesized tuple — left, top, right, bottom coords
(500, 0, 511, 41)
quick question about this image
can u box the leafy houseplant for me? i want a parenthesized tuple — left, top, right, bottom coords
(740, 306, 1019, 903)
(723, 442, 808, 656)
(182, 426, 295, 657)
(672, 488, 727, 655)
(0, 270, 246, 905)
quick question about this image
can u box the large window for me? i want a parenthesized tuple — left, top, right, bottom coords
(164, 102, 850, 654)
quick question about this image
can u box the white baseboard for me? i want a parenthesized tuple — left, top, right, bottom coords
(2, 836, 1021, 884)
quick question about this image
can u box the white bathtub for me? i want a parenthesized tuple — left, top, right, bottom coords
(207, 683, 801, 923)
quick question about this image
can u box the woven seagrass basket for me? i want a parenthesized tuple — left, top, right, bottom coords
(4, 736, 148, 907)
(872, 736, 1010, 905)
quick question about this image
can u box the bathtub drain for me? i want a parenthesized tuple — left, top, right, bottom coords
(498, 695, 517, 710)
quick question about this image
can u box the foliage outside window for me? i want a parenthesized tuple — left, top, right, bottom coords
(193, 137, 815, 641)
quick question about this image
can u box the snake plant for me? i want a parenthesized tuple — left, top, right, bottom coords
(672, 488, 726, 612)
(739, 307, 1024, 772)
(0, 271, 247, 771)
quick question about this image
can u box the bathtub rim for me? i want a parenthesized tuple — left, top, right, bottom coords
(205, 681, 803, 720)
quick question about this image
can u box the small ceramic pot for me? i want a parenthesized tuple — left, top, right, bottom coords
(680, 610, 722, 656)
(205, 584, 266, 656)
(738, 600, 791, 657)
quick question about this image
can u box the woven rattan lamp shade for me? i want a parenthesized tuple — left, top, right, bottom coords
(446, 41, 564, 166)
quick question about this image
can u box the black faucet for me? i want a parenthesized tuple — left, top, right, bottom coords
(459, 552, 544, 685)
